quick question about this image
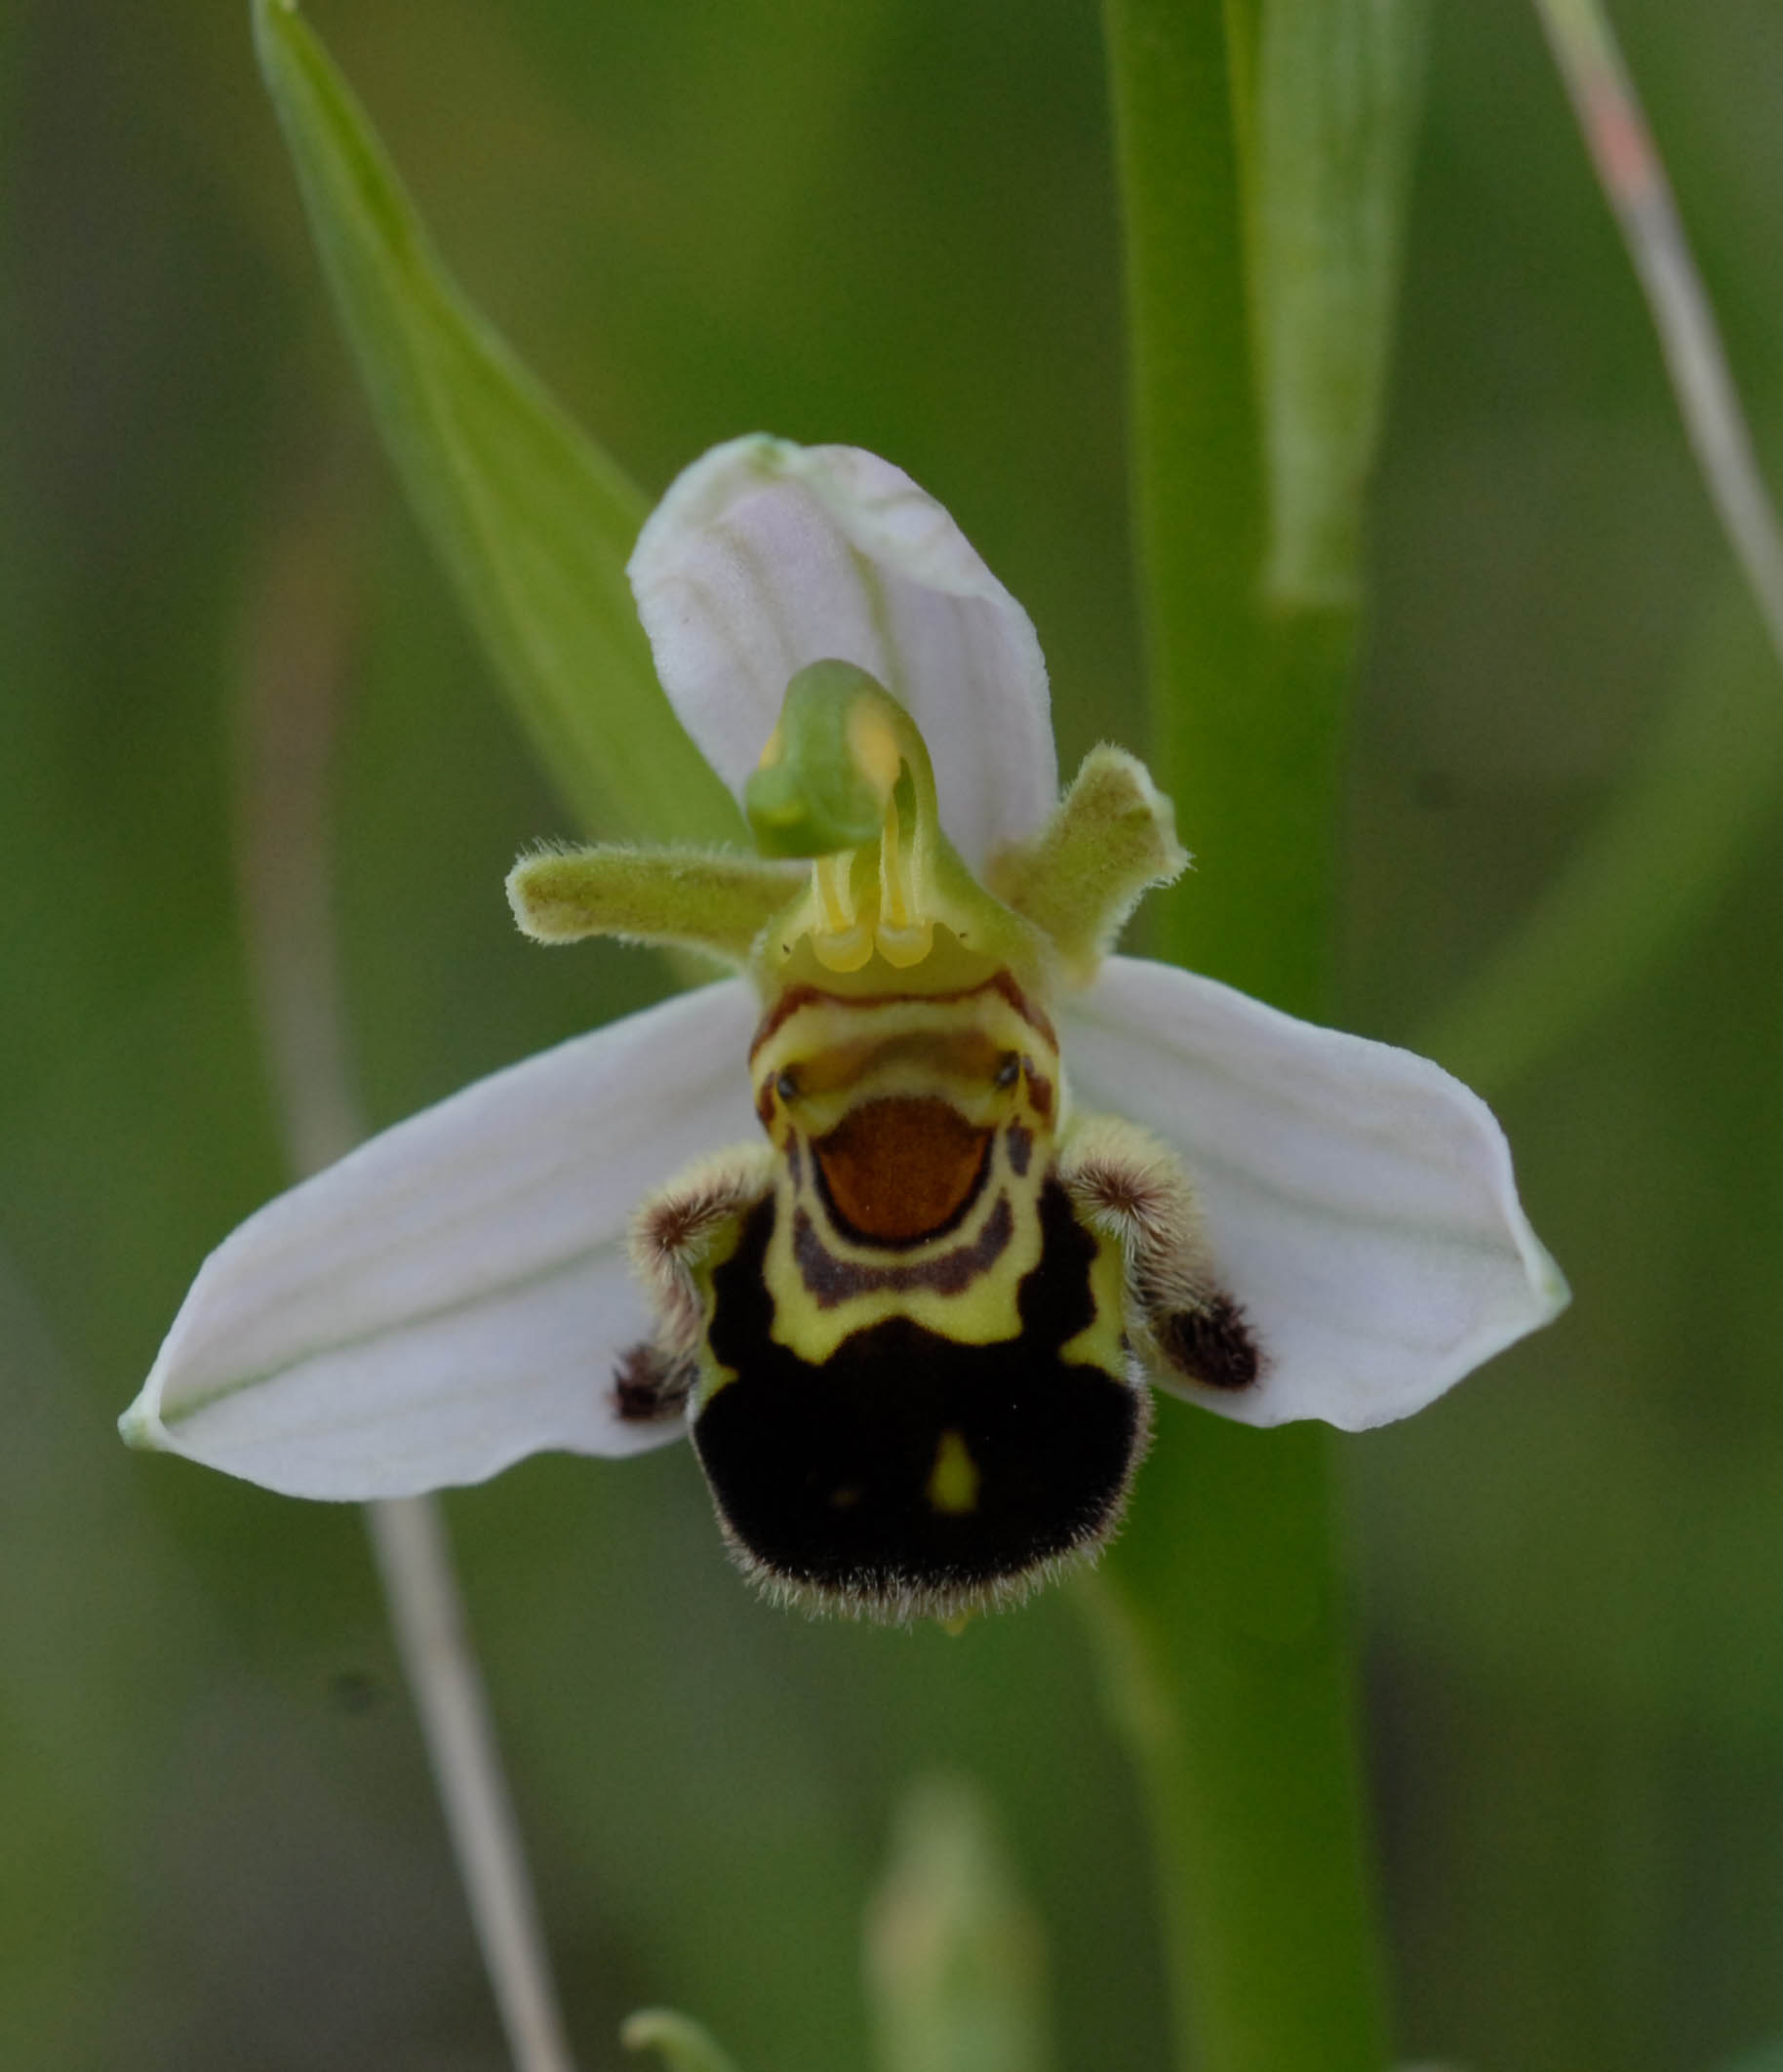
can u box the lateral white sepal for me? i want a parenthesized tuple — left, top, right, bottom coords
(1062, 956, 1568, 1430)
(122, 983, 759, 1496)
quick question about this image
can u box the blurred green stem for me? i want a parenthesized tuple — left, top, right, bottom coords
(1099, 0, 1322, 1010)
(1096, 3, 1416, 2068)
(864, 1777, 1055, 2072)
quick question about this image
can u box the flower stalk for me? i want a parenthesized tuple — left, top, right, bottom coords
(1099, 2, 1424, 2067)
(366, 1498, 577, 2072)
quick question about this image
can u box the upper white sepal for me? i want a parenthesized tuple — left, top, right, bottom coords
(1061, 956, 1567, 1431)
(629, 435, 1056, 872)
(121, 982, 760, 1497)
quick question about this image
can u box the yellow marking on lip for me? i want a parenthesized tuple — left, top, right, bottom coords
(927, 1429, 980, 1515)
(784, 1027, 1007, 1099)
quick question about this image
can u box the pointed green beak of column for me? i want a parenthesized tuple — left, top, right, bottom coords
(744, 660, 912, 858)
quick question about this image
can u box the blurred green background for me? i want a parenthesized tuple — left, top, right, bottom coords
(5, 3, 1782, 2068)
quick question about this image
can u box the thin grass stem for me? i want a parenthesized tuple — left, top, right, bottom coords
(233, 438, 577, 2072)
(365, 1496, 578, 2072)
(1533, 0, 1783, 671)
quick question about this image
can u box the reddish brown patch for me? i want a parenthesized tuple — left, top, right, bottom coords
(1077, 1158, 1162, 1223)
(644, 1187, 736, 1263)
(1161, 1298, 1263, 1391)
(750, 984, 844, 1059)
(814, 1096, 991, 1243)
(988, 970, 1056, 1050)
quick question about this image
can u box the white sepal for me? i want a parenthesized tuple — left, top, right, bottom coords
(1062, 957, 1568, 1430)
(121, 982, 761, 1497)
(629, 435, 1056, 871)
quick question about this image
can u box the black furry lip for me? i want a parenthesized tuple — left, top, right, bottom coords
(693, 1180, 1150, 1622)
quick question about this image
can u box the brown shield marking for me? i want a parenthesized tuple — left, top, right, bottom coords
(813, 1096, 992, 1244)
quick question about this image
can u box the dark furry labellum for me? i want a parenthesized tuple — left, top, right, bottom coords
(620, 971, 1252, 1626)
(693, 1182, 1149, 1622)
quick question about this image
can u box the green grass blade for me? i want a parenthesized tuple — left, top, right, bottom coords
(251, 0, 738, 846)
(1248, 0, 1425, 607)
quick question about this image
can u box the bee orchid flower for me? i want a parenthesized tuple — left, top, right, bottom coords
(123, 436, 1566, 1623)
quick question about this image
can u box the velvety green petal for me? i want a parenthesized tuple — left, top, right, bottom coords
(986, 744, 1187, 983)
(507, 846, 803, 964)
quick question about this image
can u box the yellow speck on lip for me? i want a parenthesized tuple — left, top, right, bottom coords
(927, 1427, 980, 1515)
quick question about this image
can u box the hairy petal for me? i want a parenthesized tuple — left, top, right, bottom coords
(507, 844, 803, 962)
(629, 435, 1056, 870)
(987, 743, 1188, 984)
(122, 983, 760, 1496)
(1061, 957, 1567, 1429)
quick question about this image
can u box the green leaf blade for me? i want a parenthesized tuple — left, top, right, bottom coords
(252, 0, 739, 847)
(1250, 0, 1426, 609)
